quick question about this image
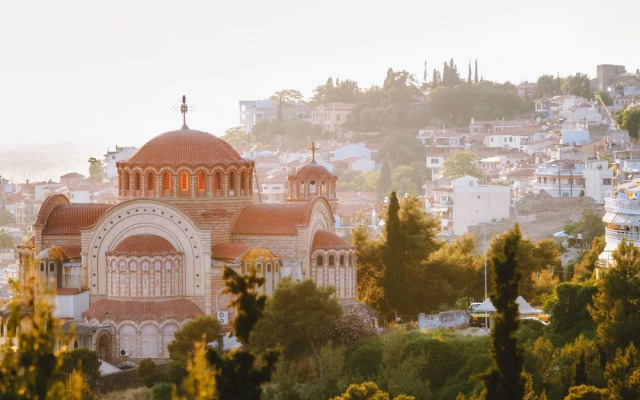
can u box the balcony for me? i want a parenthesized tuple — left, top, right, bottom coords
(605, 228, 640, 246)
(604, 198, 640, 214)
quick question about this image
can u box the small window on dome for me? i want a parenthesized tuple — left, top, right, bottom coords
(197, 172, 205, 191)
(256, 263, 262, 273)
(215, 172, 222, 190)
(316, 255, 323, 267)
(181, 172, 189, 191)
(134, 172, 141, 191)
(240, 172, 246, 190)
(310, 180, 317, 194)
(328, 255, 335, 267)
(267, 263, 272, 273)
(163, 172, 171, 191)
(147, 172, 155, 191)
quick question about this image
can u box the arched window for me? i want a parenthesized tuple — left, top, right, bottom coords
(134, 172, 141, 191)
(240, 172, 246, 190)
(267, 263, 272, 273)
(310, 180, 317, 194)
(256, 263, 262, 273)
(180, 172, 189, 191)
(147, 172, 155, 190)
(340, 255, 345, 266)
(40, 262, 44, 272)
(163, 172, 171, 190)
(215, 172, 222, 190)
(316, 255, 324, 267)
(197, 172, 205, 191)
(229, 171, 236, 194)
(328, 255, 335, 267)
(123, 172, 130, 190)
(349, 254, 352, 266)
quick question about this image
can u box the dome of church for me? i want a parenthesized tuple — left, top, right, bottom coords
(294, 162, 336, 182)
(111, 234, 177, 255)
(127, 129, 243, 166)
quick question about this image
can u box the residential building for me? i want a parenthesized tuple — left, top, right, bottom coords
(599, 180, 640, 269)
(428, 176, 510, 236)
(105, 146, 137, 180)
(582, 159, 614, 204)
(533, 160, 585, 198)
(311, 102, 355, 134)
(417, 130, 471, 154)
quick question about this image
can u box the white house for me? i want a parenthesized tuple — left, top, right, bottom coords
(582, 159, 613, 204)
(104, 146, 137, 180)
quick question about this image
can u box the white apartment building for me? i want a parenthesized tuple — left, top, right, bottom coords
(429, 176, 510, 236)
(600, 180, 640, 270)
(104, 146, 137, 180)
(533, 159, 612, 204)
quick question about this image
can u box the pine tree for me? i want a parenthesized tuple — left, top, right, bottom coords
(432, 69, 441, 89)
(379, 162, 392, 199)
(480, 225, 525, 400)
(382, 191, 407, 316)
(468, 62, 472, 84)
(442, 62, 449, 87)
(474, 59, 479, 83)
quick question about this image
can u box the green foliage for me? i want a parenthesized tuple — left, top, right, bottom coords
(0, 208, 14, 225)
(546, 282, 597, 346)
(330, 381, 415, 400)
(222, 125, 250, 147)
(379, 162, 392, 198)
(562, 73, 592, 99)
(270, 89, 303, 122)
(604, 342, 640, 399)
(136, 358, 165, 388)
(167, 314, 221, 362)
(575, 210, 604, 250)
(443, 150, 484, 179)
(345, 341, 384, 381)
(151, 382, 173, 400)
(251, 278, 340, 376)
(330, 306, 377, 346)
(572, 236, 605, 282)
(60, 348, 101, 382)
(534, 74, 562, 99)
(312, 77, 362, 106)
(0, 229, 15, 250)
(615, 106, 640, 139)
(87, 157, 105, 184)
(597, 91, 613, 106)
(481, 225, 526, 400)
(382, 191, 407, 314)
(589, 239, 640, 358)
(251, 119, 323, 152)
(564, 384, 609, 400)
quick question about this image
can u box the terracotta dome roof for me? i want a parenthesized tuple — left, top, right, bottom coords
(111, 234, 177, 255)
(293, 162, 336, 182)
(312, 230, 352, 250)
(127, 129, 244, 166)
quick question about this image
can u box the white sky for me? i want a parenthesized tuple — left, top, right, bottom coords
(1, 0, 639, 181)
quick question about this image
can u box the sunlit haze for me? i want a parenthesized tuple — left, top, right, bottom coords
(1, 0, 638, 181)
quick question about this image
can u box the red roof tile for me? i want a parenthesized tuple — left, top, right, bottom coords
(312, 230, 352, 250)
(110, 234, 177, 255)
(125, 129, 247, 167)
(83, 299, 203, 323)
(36, 194, 70, 227)
(211, 242, 252, 262)
(42, 203, 114, 235)
(62, 242, 82, 259)
(233, 203, 309, 235)
(293, 162, 336, 182)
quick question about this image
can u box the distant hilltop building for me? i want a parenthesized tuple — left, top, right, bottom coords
(238, 100, 310, 132)
(597, 64, 626, 91)
(14, 99, 355, 367)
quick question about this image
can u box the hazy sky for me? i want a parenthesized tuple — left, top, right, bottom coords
(1, 0, 639, 181)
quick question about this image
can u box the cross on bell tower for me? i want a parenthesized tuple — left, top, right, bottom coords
(309, 140, 319, 163)
(180, 95, 189, 130)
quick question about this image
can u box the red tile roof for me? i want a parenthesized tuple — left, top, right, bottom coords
(110, 234, 177, 255)
(62, 242, 82, 259)
(36, 194, 70, 227)
(42, 203, 114, 235)
(211, 242, 252, 262)
(293, 162, 336, 182)
(234, 203, 310, 235)
(125, 129, 247, 167)
(312, 230, 352, 250)
(83, 299, 203, 323)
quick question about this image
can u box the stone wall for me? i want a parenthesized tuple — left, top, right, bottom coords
(418, 310, 469, 330)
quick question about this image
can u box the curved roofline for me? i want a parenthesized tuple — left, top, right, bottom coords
(35, 194, 70, 227)
(305, 196, 335, 225)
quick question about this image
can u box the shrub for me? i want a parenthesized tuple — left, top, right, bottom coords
(152, 383, 173, 400)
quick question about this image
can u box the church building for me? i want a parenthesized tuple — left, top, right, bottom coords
(18, 101, 356, 368)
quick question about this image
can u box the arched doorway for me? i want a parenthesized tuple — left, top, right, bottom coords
(97, 332, 112, 363)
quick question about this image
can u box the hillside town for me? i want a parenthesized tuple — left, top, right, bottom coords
(2, 61, 640, 399)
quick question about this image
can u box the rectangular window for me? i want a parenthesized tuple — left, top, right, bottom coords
(603, 178, 612, 185)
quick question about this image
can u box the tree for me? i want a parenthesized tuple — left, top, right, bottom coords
(87, 157, 105, 183)
(222, 125, 250, 147)
(576, 210, 605, 250)
(0, 208, 14, 225)
(167, 314, 221, 362)
(564, 384, 609, 400)
(330, 381, 414, 400)
(468, 62, 472, 84)
(270, 89, 303, 122)
(443, 150, 484, 179)
(480, 225, 525, 400)
(605, 342, 640, 400)
(597, 91, 613, 106)
(572, 236, 605, 282)
(0, 229, 14, 250)
(563, 73, 592, 99)
(251, 278, 341, 378)
(60, 348, 101, 383)
(534, 74, 562, 98)
(382, 191, 407, 315)
(432, 69, 442, 89)
(589, 239, 640, 358)
(547, 282, 598, 346)
(379, 162, 391, 199)
(615, 106, 640, 140)
(474, 59, 479, 83)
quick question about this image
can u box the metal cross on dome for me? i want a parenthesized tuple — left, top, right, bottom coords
(180, 95, 189, 130)
(309, 140, 319, 163)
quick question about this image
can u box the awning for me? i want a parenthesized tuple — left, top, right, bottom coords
(598, 242, 618, 262)
(603, 212, 640, 226)
(473, 296, 541, 315)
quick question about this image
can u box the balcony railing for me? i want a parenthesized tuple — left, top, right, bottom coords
(605, 198, 640, 213)
(605, 228, 640, 245)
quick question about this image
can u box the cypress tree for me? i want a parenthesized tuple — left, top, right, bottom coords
(468, 62, 472, 83)
(474, 59, 479, 83)
(442, 62, 448, 87)
(481, 225, 525, 400)
(382, 191, 406, 315)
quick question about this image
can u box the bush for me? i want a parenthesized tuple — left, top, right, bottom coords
(60, 348, 102, 381)
(152, 383, 173, 400)
(344, 341, 383, 380)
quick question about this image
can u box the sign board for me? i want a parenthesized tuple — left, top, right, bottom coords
(217, 311, 228, 325)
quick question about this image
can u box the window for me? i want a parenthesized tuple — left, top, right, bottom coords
(267, 264, 272, 273)
(310, 180, 317, 194)
(491, 137, 494, 143)
(603, 178, 612, 185)
(40, 262, 44, 272)
(509, 137, 513, 142)
(181, 172, 189, 191)
(112, 155, 116, 160)
(229, 172, 236, 194)
(256, 263, 262, 273)
(197, 172, 205, 191)
(316, 255, 323, 267)
(328, 255, 335, 267)
(340, 255, 345, 266)
(215, 172, 222, 190)
(123, 172, 130, 190)
(336, 114, 341, 121)
(147, 172, 155, 190)
(163, 172, 171, 190)
(240, 172, 246, 190)
(134, 173, 141, 191)
(49, 262, 55, 272)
